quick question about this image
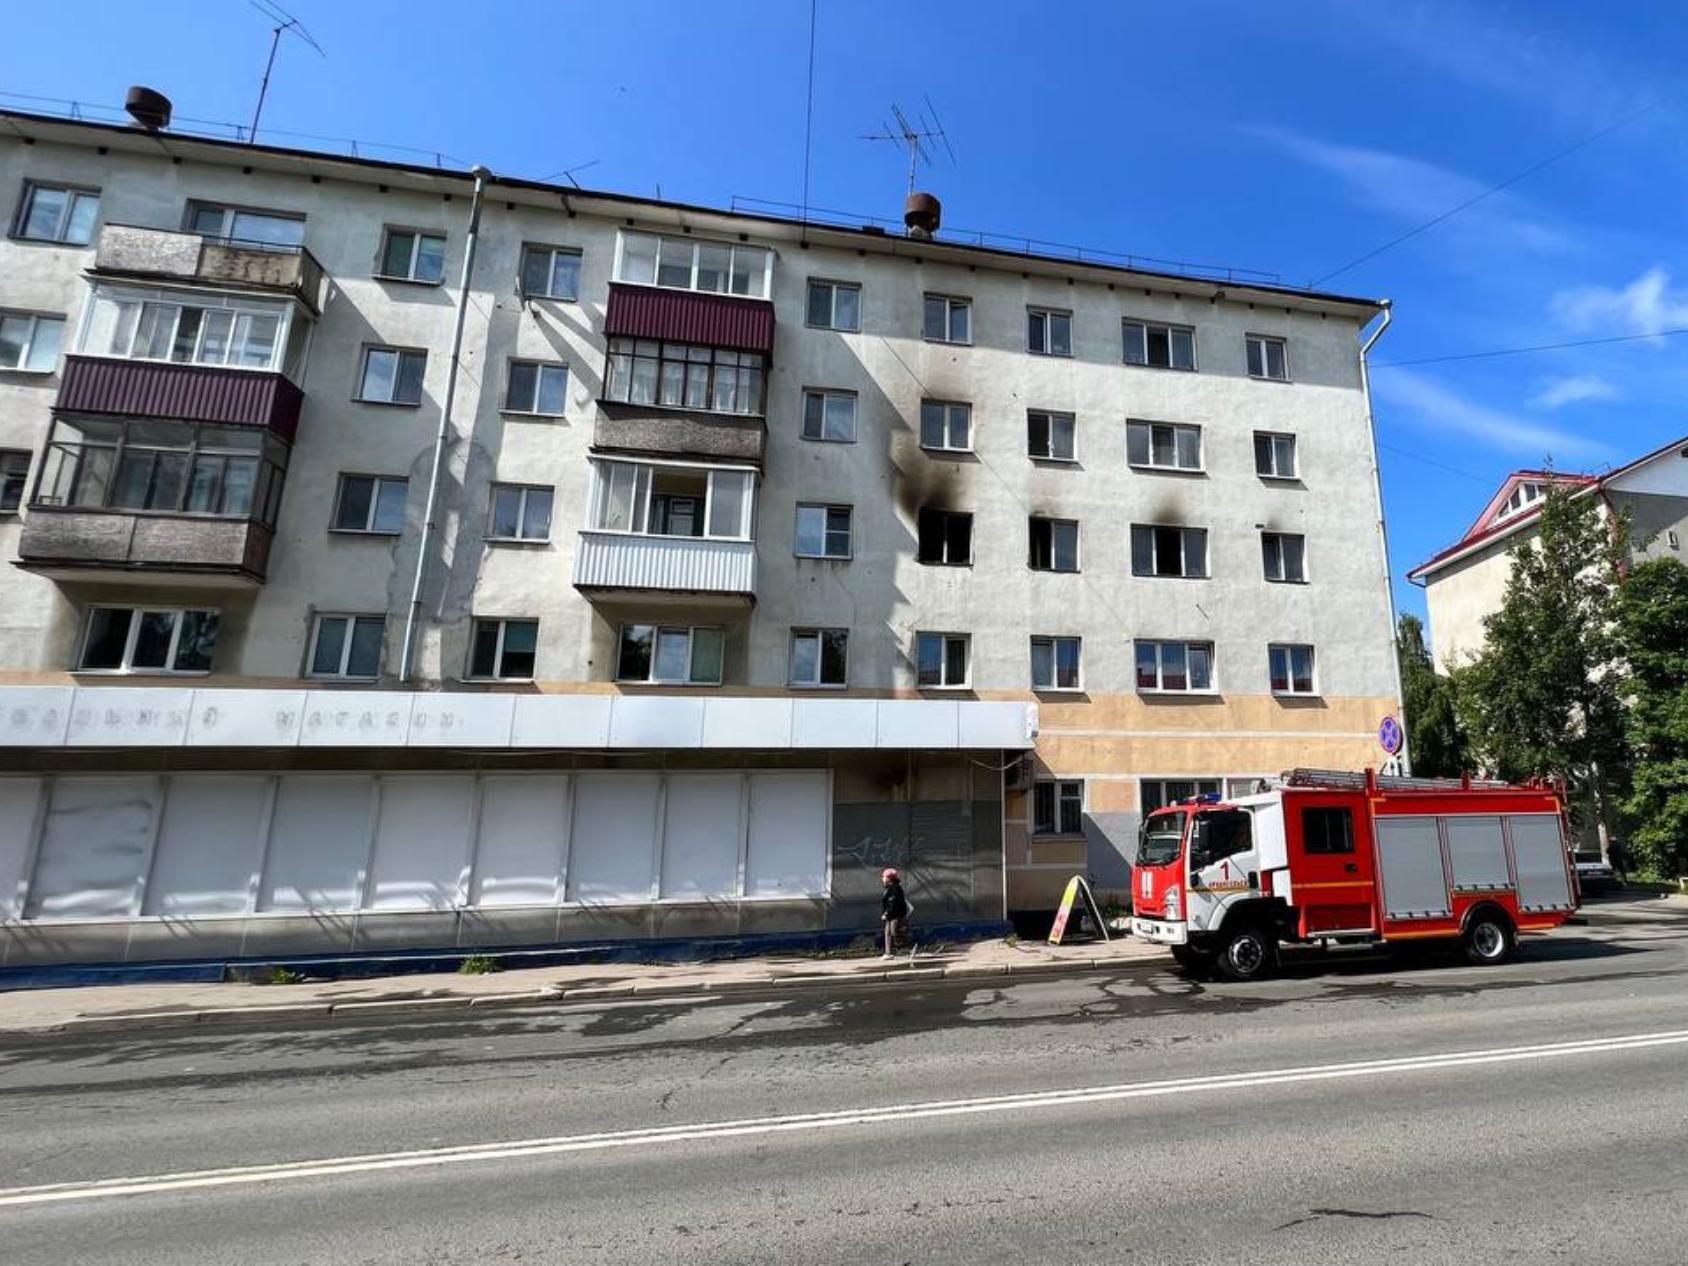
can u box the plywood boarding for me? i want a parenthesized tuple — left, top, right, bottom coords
(144, 775, 268, 916)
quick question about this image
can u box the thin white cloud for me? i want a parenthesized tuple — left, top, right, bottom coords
(1530, 374, 1620, 410)
(1374, 368, 1610, 461)
(1553, 266, 1688, 338)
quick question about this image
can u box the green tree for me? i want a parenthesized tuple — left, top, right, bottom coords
(1455, 479, 1629, 831)
(1615, 557, 1688, 877)
(1396, 614, 1467, 777)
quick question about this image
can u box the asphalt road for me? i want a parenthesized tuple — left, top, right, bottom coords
(1, 894, 1685, 1264)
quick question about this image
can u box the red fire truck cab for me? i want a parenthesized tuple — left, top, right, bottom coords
(1130, 768, 1578, 980)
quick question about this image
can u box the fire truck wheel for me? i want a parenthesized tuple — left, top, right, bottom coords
(1462, 910, 1516, 966)
(1215, 924, 1278, 982)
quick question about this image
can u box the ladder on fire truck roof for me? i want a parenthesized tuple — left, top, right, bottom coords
(1282, 768, 1513, 793)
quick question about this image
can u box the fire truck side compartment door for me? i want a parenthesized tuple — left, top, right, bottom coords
(1289, 796, 1377, 933)
(1508, 814, 1574, 911)
(1375, 816, 1453, 919)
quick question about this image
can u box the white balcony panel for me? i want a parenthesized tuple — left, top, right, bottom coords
(573, 531, 756, 596)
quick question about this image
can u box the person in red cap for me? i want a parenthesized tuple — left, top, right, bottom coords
(880, 867, 909, 960)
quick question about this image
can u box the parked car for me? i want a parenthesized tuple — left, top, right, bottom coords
(1574, 851, 1615, 889)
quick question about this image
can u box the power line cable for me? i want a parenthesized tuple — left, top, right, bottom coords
(1373, 325, 1688, 369)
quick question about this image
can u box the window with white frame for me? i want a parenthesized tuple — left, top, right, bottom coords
(78, 607, 218, 674)
(1123, 319, 1195, 370)
(1262, 532, 1306, 583)
(1269, 643, 1316, 695)
(1, 449, 31, 513)
(1254, 431, 1297, 479)
(1135, 639, 1215, 692)
(519, 244, 582, 300)
(917, 507, 972, 565)
(1131, 524, 1208, 578)
(1246, 334, 1289, 381)
(806, 279, 860, 332)
(1028, 307, 1072, 356)
(1029, 517, 1079, 572)
(1033, 779, 1084, 835)
(14, 182, 99, 245)
(915, 631, 970, 688)
(81, 292, 283, 371)
(1127, 419, 1201, 471)
(615, 231, 772, 299)
(789, 628, 848, 687)
(920, 399, 972, 452)
(332, 474, 408, 534)
(1031, 635, 1081, 691)
(1141, 777, 1221, 815)
(0, 311, 63, 372)
(505, 360, 567, 416)
(604, 338, 765, 415)
(307, 614, 385, 680)
(488, 483, 553, 542)
(358, 346, 426, 405)
(588, 460, 755, 540)
(801, 389, 857, 442)
(185, 201, 304, 249)
(468, 618, 539, 680)
(1027, 410, 1076, 461)
(617, 624, 724, 685)
(923, 293, 971, 344)
(1498, 481, 1545, 520)
(377, 227, 446, 283)
(795, 503, 852, 558)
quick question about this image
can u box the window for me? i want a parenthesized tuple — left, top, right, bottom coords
(604, 338, 765, 415)
(806, 280, 860, 332)
(78, 607, 217, 674)
(1, 449, 30, 513)
(14, 182, 99, 245)
(377, 228, 446, 283)
(358, 346, 426, 405)
(1136, 640, 1215, 692)
(1123, 319, 1195, 370)
(505, 360, 568, 416)
(1027, 411, 1076, 461)
(615, 231, 772, 299)
(1254, 431, 1297, 479)
(185, 202, 304, 249)
(307, 615, 385, 680)
(1191, 809, 1253, 868)
(0, 312, 64, 372)
(1269, 643, 1317, 695)
(488, 483, 553, 542)
(1127, 420, 1201, 471)
(923, 294, 971, 344)
(801, 389, 857, 442)
(588, 461, 755, 540)
(795, 503, 852, 558)
(1131, 524, 1208, 578)
(519, 244, 581, 300)
(333, 475, 408, 534)
(920, 399, 972, 452)
(81, 292, 283, 371)
(617, 624, 724, 685)
(917, 507, 972, 565)
(468, 618, 539, 680)
(1262, 532, 1306, 583)
(1027, 307, 1072, 356)
(1246, 334, 1289, 381)
(915, 632, 969, 688)
(789, 628, 848, 687)
(1141, 778, 1221, 815)
(1029, 517, 1079, 572)
(1031, 635, 1081, 691)
(1498, 481, 1545, 520)
(1033, 780, 1084, 835)
(1302, 806, 1355, 855)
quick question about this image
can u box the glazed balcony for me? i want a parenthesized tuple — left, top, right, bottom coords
(56, 356, 303, 442)
(92, 223, 328, 313)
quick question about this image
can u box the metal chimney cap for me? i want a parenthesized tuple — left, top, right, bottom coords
(904, 190, 941, 239)
(124, 86, 172, 132)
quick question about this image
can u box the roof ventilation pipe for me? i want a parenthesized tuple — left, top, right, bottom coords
(124, 86, 172, 131)
(904, 191, 941, 239)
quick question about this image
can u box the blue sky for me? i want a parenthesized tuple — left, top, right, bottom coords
(4, 0, 1684, 617)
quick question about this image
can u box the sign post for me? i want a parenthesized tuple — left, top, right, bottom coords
(1048, 875, 1111, 945)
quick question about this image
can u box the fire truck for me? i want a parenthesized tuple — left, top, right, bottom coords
(1129, 769, 1578, 980)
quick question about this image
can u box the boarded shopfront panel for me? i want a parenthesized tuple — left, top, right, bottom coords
(470, 776, 569, 907)
(367, 777, 476, 911)
(659, 774, 743, 899)
(746, 772, 828, 897)
(25, 777, 157, 919)
(0, 778, 44, 920)
(144, 775, 268, 916)
(565, 774, 662, 903)
(259, 776, 373, 913)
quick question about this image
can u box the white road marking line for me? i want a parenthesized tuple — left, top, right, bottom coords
(3, 1026, 1686, 1209)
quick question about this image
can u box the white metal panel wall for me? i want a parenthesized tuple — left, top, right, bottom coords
(1374, 817, 1452, 919)
(1445, 815, 1511, 891)
(471, 776, 569, 907)
(745, 772, 829, 898)
(1509, 814, 1573, 911)
(365, 776, 476, 911)
(0, 778, 45, 920)
(659, 774, 743, 899)
(567, 773, 661, 902)
(144, 775, 269, 916)
(25, 777, 159, 919)
(259, 776, 373, 913)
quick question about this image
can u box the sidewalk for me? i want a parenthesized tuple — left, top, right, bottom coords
(0, 933, 1167, 1038)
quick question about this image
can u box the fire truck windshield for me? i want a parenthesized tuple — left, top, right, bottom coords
(1137, 811, 1186, 866)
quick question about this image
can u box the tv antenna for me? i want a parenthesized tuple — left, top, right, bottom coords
(862, 97, 956, 194)
(247, 0, 326, 144)
(536, 159, 603, 188)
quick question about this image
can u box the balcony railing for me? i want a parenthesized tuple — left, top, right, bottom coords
(93, 224, 328, 313)
(593, 405, 767, 465)
(17, 507, 274, 585)
(56, 356, 304, 441)
(573, 531, 756, 600)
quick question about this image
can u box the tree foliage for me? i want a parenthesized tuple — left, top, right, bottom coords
(1615, 557, 1688, 876)
(1396, 614, 1467, 777)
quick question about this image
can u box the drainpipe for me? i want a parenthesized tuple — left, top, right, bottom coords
(1358, 301, 1411, 774)
(399, 163, 491, 684)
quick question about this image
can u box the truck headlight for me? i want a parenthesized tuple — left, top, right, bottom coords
(1164, 885, 1181, 917)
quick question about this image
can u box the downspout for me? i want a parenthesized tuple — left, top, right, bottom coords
(1358, 301, 1411, 774)
(399, 164, 491, 684)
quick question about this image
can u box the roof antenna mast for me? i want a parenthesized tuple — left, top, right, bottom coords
(862, 97, 955, 195)
(247, 0, 326, 144)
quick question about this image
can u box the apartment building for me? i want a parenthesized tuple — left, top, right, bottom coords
(0, 102, 1399, 967)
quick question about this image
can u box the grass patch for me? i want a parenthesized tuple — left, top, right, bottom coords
(258, 967, 306, 986)
(458, 954, 501, 976)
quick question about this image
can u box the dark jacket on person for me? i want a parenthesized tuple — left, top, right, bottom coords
(881, 880, 909, 922)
